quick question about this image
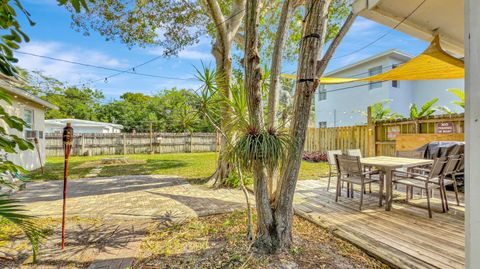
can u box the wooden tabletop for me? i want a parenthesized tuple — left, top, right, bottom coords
(361, 156, 433, 169)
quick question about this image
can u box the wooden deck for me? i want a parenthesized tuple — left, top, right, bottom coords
(294, 179, 465, 269)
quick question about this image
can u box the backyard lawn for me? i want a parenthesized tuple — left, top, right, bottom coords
(29, 152, 330, 182)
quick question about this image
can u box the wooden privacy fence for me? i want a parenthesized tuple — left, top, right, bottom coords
(304, 126, 369, 154)
(45, 132, 218, 157)
(305, 113, 464, 157)
(374, 113, 464, 156)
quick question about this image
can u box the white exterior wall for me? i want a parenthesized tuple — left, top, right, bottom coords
(0, 96, 46, 171)
(316, 55, 406, 127)
(315, 53, 465, 127)
(412, 79, 465, 114)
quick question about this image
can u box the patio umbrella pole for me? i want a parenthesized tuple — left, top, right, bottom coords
(61, 123, 73, 250)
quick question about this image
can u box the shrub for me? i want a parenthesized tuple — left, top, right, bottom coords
(302, 152, 328, 163)
(224, 171, 253, 188)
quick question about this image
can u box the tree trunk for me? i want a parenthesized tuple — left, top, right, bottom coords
(210, 40, 234, 186)
(202, 0, 246, 187)
(246, 0, 356, 253)
(266, 0, 295, 201)
(267, 0, 294, 130)
(244, 0, 278, 252)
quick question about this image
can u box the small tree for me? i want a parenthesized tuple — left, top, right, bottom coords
(242, 0, 356, 252)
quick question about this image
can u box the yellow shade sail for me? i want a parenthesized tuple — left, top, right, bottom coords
(282, 36, 464, 84)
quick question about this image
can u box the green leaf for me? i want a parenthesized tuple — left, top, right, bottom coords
(409, 103, 418, 119)
(447, 88, 465, 109)
(0, 89, 13, 104)
(418, 98, 438, 117)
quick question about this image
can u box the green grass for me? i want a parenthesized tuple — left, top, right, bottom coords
(28, 152, 329, 181)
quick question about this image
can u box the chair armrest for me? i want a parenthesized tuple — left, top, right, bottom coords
(363, 170, 380, 176)
(393, 170, 428, 179)
(411, 167, 431, 173)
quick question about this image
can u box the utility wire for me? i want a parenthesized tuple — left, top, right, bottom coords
(332, 0, 427, 59)
(14, 50, 196, 81)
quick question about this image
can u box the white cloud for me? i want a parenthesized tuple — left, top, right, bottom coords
(16, 41, 128, 86)
(177, 49, 214, 61)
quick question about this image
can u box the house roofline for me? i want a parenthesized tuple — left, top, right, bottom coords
(45, 119, 124, 129)
(325, 49, 413, 76)
(0, 80, 58, 110)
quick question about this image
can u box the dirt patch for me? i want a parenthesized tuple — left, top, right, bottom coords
(76, 159, 146, 169)
(135, 210, 389, 269)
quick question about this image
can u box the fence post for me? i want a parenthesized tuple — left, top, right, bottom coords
(150, 122, 154, 154)
(367, 106, 376, 157)
(189, 132, 193, 153)
(80, 134, 85, 156)
(123, 133, 127, 155)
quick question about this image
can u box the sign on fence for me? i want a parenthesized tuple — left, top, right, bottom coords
(436, 122, 455, 134)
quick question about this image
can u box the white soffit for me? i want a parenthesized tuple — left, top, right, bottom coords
(353, 0, 464, 55)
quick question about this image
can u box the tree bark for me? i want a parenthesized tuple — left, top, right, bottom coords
(244, 0, 278, 252)
(202, 0, 246, 186)
(265, 0, 297, 200)
(267, 0, 295, 131)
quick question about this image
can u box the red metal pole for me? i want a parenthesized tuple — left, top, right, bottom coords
(61, 123, 73, 250)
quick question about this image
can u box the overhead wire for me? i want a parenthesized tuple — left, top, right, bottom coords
(331, 0, 427, 59)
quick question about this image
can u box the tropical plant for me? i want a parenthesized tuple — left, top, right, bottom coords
(447, 88, 465, 109)
(409, 98, 440, 119)
(367, 100, 402, 123)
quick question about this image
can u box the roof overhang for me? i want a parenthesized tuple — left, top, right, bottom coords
(0, 80, 58, 110)
(352, 0, 464, 56)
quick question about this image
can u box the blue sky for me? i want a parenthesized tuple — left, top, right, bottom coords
(16, 0, 428, 100)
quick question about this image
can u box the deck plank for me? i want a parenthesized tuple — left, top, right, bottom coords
(294, 179, 465, 269)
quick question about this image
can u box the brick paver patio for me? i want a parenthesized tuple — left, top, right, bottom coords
(11, 175, 248, 268)
(15, 175, 247, 220)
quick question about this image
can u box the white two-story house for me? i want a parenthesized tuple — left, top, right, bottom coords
(314, 50, 464, 127)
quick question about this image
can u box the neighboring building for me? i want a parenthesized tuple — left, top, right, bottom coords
(45, 119, 123, 134)
(0, 77, 58, 171)
(314, 50, 465, 127)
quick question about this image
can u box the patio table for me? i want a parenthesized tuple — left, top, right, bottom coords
(361, 156, 434, 211)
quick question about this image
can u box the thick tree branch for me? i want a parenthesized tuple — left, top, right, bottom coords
(203, 0, 228, 46)
(317, 12, 357, 76)
(234, 32, 245, 49)
(267, 0, 295, 130)
(227, 0, 246, 42)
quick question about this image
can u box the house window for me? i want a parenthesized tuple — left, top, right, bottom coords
(318, 121, 327, 128)
(23, 108, 34, 130)
(368, 66, 382, 89)
(391, 64, 399, 88)
(318, 85, 327, 101)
